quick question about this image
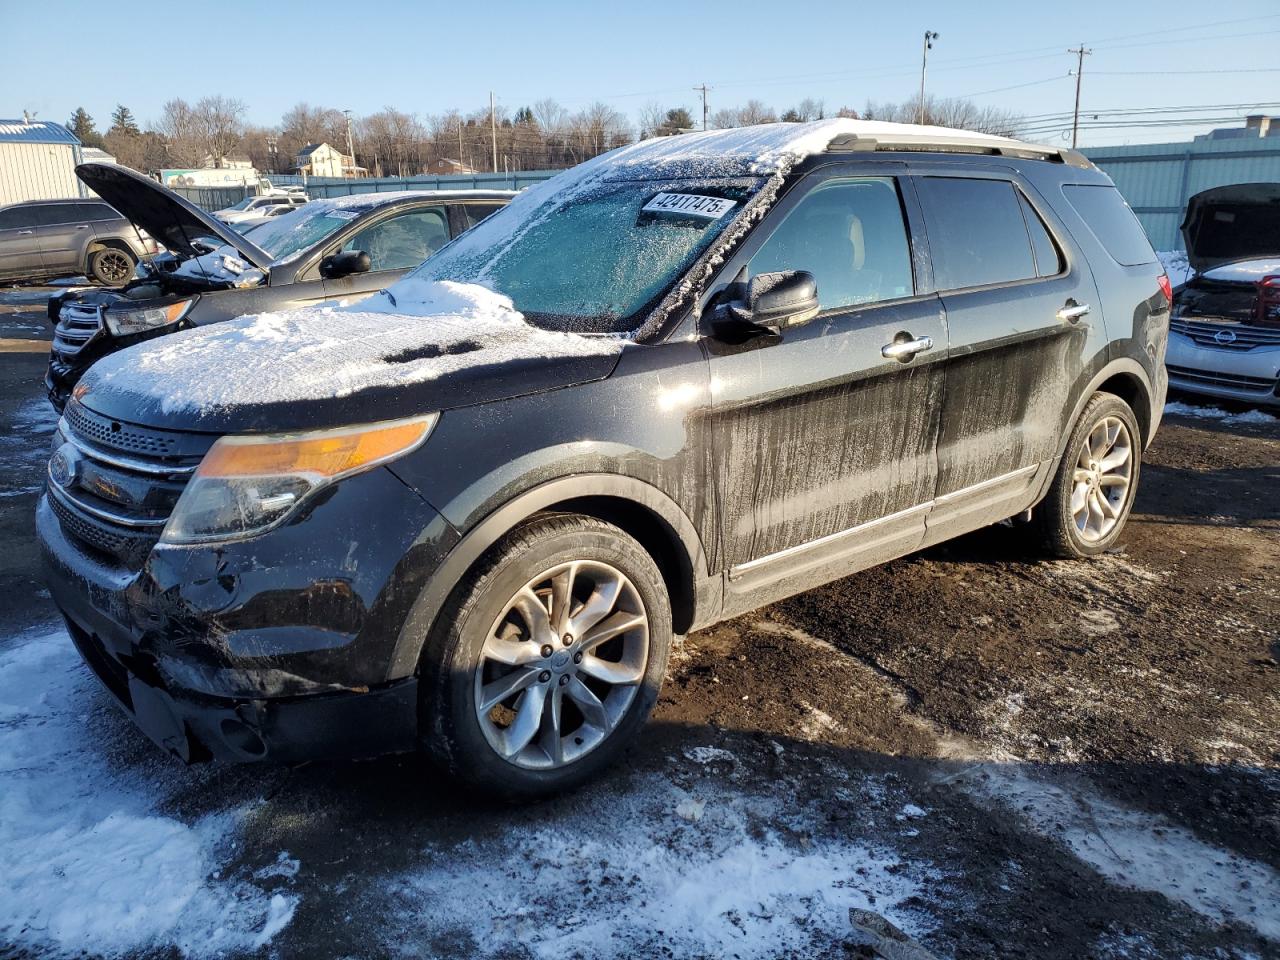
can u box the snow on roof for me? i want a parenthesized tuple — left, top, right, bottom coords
(81, 281, 620, 415)
(0, 119, 80, 145)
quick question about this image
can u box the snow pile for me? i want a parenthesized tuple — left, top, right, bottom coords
(81, 280, 621, 414)
(0, 628, 298, 957)
(964, 767, 1280, 940)
(172, 244, 265, 287)
(1164, 400, 1275, 425)
(375, 775, 933, 959)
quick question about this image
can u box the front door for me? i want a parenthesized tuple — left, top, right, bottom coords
(910, 170, 1103, 541)
(33, 203, 92, 276)
(322, 205, 452, 303)
(704, 168, 946, 610)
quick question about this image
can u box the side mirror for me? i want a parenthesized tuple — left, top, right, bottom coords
(714, 270, 819, 338)
(320, 249, 372, 279)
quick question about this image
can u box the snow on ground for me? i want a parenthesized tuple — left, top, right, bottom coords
(0, 628, 298, 958)
(960, 766, 1280, 941)
(373, 764, 937, 959)
(0, 398, 59, 498)
(80, 280, 622, 415)
(1164, 400, 1276, 425)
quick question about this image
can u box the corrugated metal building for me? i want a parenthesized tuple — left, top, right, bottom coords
(0, 119, 85, 206)
(1083, 131, 1280, 253)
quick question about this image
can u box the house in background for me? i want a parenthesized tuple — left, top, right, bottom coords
(296, 142, 364, 178)
(423, 157, 477, 175)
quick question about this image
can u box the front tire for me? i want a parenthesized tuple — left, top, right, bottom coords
(1032, 392, 1142, 558)
(419, 513, 672, 798)
(88, 247, 135, 285)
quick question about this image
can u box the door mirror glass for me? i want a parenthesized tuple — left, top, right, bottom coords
(320, 249, 372, 279)
(717, 270, 819, 337)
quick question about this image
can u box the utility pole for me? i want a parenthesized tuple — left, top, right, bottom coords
(1069, 44, 1092, 148)
(693, 84, 711, 130)
(343, 109, 356, 178)
(490, 91, 498, 173)
(918, 30, 938, 125)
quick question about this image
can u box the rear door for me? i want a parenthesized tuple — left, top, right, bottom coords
(321, 204, 451, 302)
(911, 167, 1101, 541)
(32, 202, 93, 276)
(705, 165, 946, 603)
(0, 204, 44, 279)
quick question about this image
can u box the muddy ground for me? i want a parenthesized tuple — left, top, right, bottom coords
(1, 285, 1276, 960)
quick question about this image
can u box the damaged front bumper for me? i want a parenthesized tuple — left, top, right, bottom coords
(36, 470, 457, 763)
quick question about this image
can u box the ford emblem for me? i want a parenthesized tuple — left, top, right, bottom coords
(49, 443, 80, 488)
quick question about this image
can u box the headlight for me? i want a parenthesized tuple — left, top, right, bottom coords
(104, 299, 194, 337)
(160, 414, 438, 544)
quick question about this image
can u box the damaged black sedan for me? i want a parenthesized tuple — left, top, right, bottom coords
(46, 163, 513, 410)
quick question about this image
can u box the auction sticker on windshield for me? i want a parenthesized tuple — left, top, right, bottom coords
(642, 193, 737, 220)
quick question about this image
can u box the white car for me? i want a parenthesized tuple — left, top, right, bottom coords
(213, 193, 307, 226)
(1166, 183, 1280, 407)
(236, 202, 306, 232)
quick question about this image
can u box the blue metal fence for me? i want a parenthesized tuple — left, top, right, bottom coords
(1083, 137, 1280, 252)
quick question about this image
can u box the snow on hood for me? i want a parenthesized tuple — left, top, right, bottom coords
(79, 280, 622, 416)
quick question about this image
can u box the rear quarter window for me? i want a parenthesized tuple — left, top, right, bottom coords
(1061, 184, 1156, 267)
(915, 177, 1037, 291)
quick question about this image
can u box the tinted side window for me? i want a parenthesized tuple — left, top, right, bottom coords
(458, 203, 505, 230)
(343, 207, 450, 271)
(31, 204, 83, 226)
(0, 206, 34, 229)
(917, 177, 1036, 290)
(1018, 192, 1063, 277)
(748, 177, 914, 310)
(1061, 184, 1156, 267)
(74, 202, 117, 221)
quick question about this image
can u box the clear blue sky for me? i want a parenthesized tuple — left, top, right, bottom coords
(3, 0, 1278, 147)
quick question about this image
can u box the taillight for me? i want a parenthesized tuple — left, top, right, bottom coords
(1157, 273, 1173, 305)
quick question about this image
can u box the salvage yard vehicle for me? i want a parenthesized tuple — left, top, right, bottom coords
(0, 197, 159, 285)
(38, 120, 1170, 797)
(45, 163, 514, 409)
(1166, 182, 1280, 406)
(212, 191, 307, 226)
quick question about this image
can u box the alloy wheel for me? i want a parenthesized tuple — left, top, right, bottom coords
(474, 560, 649, 770)
(1071, 415, 1133, 542)
(97, 250, 132, 284)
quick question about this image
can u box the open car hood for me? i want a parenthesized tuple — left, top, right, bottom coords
(1181, 182, 1280, 275)
(75, 162, 273, 272)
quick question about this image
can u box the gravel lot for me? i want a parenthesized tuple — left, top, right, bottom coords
(1, 284, 1276, 960)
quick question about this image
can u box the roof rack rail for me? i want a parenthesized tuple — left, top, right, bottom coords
(824, 131, 1095, 169)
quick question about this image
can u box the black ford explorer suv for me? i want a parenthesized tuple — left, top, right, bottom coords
(46, 163, 513, 410)
(38, 120, 1169, 797)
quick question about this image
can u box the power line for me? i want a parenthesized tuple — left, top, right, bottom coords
(693, 84, 711, 131)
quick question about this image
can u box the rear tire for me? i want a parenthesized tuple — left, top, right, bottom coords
(418, 513, 672, 798)
(88, 247, 135, 285)
(1031, 391, 1142, 558)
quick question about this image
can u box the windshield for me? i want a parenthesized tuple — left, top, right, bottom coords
(245, 204, 357, 263)
(407, 178, 760, 334)
(225, 197, 255, 212)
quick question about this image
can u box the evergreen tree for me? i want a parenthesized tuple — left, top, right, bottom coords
(109, 104, 140, 136)
(67, 107, 104, 148)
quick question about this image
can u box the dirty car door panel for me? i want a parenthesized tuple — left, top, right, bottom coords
(913, 170, 1101, 539)
(706, 170, 945, 606)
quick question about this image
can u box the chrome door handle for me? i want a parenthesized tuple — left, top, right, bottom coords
(17, 229, 33, 235)
(75, 224, 89, 230)
(1057, 303, 1091, 323)
(881, 335, 934, 361)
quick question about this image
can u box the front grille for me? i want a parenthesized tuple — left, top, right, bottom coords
(1170, 317, 1280, 351)
(53, 302, 103, 357)
(1166, 364, 1279, 396)
(48, 401, 214, 569)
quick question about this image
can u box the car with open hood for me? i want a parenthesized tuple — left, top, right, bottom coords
(1166, 182, 1280, 406)
(37, 119, 1169, 797)
(45, 163, 514, 410)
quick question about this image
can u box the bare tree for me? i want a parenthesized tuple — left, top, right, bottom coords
(156, 98, 204, 167)
(796, 98, 825, 121)
(193, 95, 247, 167)
(862, 95, 1022, 137)
(637, 101, 666, 140)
